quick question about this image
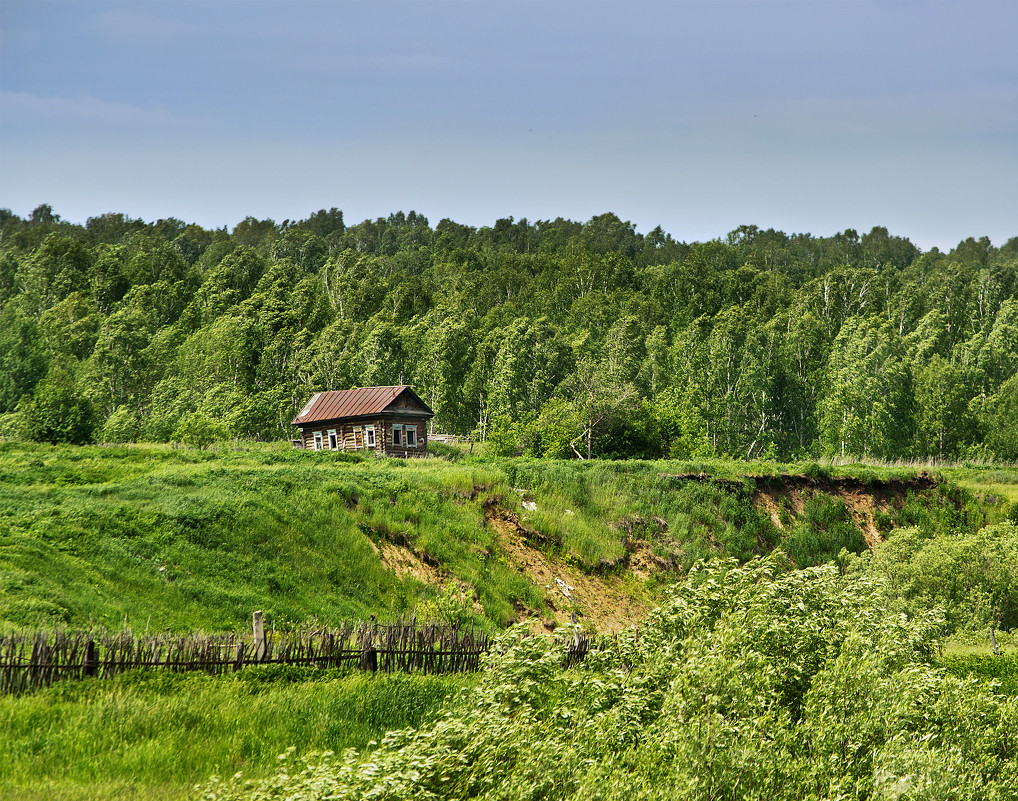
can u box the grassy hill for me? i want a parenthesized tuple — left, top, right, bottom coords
(3, 440, 1013, 634)
(3, 440, 1018, 801)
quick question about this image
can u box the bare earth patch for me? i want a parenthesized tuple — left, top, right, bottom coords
(486, 507, 652, 633)
(371, 540, 446, 584)
(369, 474, 935, 633)
(751, 474, 928, 550)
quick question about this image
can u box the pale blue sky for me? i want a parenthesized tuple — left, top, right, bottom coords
(2, 0, 1016, 250)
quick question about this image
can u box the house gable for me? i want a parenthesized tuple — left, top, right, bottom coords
(292, 385, 434, 427)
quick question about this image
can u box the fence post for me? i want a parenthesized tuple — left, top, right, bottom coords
(358, 624, 378, 672)
(253, 611, 267, 662)
(360, 644, 378, 672)
(83, 640, 98, 678)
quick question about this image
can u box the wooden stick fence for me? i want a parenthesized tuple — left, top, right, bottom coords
(0, 615, 496, 695)
(0, 613, 617, 696)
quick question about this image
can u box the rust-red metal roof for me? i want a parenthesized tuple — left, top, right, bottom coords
(292, 386, 434, 425)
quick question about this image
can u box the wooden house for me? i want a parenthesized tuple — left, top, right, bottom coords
(291, 386, 435, 457)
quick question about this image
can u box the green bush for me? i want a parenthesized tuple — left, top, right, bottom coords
(18, 364, 95, 445)
(785, 494, 867, 567)
(201, 559, 1018, 801)
(172, 412, 227, 450)
(98, 406, 140, 443)
(875, 522, 1018, 633)
(941, 653, 1018, 696)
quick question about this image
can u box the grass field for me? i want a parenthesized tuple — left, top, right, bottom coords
(2, 440, 1017, 799)
(0, 440, 527, 630)
(3, 440, 1014, 634)
(0, 666, 474, 801)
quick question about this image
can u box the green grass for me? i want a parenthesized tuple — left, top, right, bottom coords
(499, 458, 782, 569)
(0, 441, 524, 629)
(0, 667, 475, 801)
(940, 651, 1018, 697)
(2, 441, 1006, 633)
(2, 444, 780, 632)
(942, 464, 1018, 524)
(2, 442, 1018, 801)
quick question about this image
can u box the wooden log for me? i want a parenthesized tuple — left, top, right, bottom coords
(83, 640, 98, 678)
(253, 611, 267, 662)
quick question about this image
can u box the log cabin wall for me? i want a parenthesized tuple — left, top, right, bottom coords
(292, 387, 434, 455)
(298, 416, 428, 457)
(380, 417, 428, 458)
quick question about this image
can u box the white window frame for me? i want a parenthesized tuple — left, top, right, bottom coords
(313, 431, 323, 451)
(405, 425, 417, 448)
(327, 429, 338, 450)
(365, 426, 376, 448)
(392, 424, 402, 446)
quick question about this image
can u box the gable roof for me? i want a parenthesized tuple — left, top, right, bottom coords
(292, 386, 434, 426)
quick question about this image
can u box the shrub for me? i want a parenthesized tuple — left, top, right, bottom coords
(18, 364, 95, 445)
(201, 559, 1018, 801)
(98, 406, 140, 443)
(172, 412, 227, 450)
(875, 522, 1018, 633)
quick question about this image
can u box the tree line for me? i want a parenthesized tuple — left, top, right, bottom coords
(1, 204, 1015, 461)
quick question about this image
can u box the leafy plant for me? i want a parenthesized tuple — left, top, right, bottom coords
(200, 558, 1018, 801)
(416, 581, 473, 628)
(17, 363, 95, 445)
(172, 412, 227, 450)
(875, 522, 1018, 633)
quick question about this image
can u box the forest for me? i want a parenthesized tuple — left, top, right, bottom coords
(1, 204, 1016, 462)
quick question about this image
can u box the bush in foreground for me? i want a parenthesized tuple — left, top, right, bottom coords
(201, 558, 1018, 801)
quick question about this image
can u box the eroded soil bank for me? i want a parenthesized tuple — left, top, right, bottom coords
(376, 472, 942, 633)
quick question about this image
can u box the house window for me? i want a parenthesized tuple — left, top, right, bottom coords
(313, 431, 323, 451)
(405, 425, 417, 448)
(365, 426, 376, 447)
(392, 424, 402, 446)
(327, 429, 338, 450)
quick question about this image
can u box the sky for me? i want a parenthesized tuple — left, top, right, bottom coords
(1, 0, 1016, 251)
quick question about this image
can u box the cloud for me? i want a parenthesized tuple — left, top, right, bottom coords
(91, 6, 197, 44)
(0, 90, 202, 130)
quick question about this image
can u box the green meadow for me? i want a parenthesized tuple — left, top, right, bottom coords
(3, 440, 1016, 632)
(0, 440, 521, 631)
(2, 441, 1017, 799)
(0, 667, 474, 801)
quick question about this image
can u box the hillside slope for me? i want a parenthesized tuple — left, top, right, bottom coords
(0, 441, 1007, 633)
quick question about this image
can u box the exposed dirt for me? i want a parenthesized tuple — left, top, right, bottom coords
(370, 472, 938, 633)
(485, 505, 652, 633)
(370, 539, 446, 584)
(749, 473, 935, 550)
(753, 483, 889, 547)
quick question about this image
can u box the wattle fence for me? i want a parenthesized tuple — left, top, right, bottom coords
(0, 616, 502, 695)
(1, 615, 601, 695)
